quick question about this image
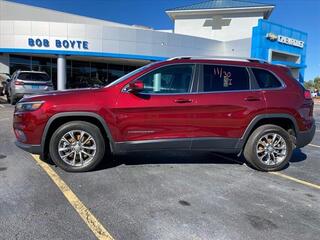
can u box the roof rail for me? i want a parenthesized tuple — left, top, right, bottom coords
(167, 56, 192, 61)
(247, 58, 270, 64)
(167, 56, 271, 64)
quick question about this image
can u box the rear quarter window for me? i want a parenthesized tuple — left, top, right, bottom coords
(202, 65, 250, 92)
(252, 68, 282, 89)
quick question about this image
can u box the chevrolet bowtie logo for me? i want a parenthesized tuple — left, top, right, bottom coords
(266, 32, 278, 41)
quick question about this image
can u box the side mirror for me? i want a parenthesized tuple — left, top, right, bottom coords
(127, 80, 144, 93)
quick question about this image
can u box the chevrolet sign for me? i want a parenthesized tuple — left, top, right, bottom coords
(266, 33, 304, 49)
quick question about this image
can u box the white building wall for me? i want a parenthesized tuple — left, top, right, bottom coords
(222, 38, 252, 58)
(0, 20, 228, 59)
(174, 12, 263, 41)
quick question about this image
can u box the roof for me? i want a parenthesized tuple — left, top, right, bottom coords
(167, 0, 274, 11)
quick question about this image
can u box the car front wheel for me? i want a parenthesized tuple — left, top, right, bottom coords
(244, 124, 293, 171)
(49, 121, 105, 172)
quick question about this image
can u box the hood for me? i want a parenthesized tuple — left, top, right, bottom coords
(21, 88, 101, 102)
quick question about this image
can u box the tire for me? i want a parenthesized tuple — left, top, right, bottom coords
(49, 121, 105, 172)
(243, 124, 293, 171)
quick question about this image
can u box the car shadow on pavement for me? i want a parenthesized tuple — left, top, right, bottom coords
(96, 151, 244, 171)
(289, 148, 307, 163)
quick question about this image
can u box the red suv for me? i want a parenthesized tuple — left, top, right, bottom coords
(13, 57, 315, 172)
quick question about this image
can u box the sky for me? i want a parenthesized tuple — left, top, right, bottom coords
(9, 0, 320, 81)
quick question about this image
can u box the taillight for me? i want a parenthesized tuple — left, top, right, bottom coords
(15, 80, 24, 85)
(304, 90, 312, 100)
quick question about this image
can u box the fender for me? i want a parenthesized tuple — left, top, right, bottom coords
(236, 113, 299, 149)
(40, 112, 115, 158)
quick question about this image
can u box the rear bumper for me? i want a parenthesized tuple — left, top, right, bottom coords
(15, 141, 41, 155)
(296, 122, 316, 148)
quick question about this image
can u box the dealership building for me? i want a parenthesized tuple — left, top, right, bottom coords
(0, 0, 307, 89)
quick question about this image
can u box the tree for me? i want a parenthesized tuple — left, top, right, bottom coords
(304, 80, 314, 90)
(303, 76, 320, 91)
(314, 76, 320, 91)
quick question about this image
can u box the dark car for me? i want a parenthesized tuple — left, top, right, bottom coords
(13, 57, 315, 172)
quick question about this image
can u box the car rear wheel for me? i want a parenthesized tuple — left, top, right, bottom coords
(244, 124, 293, 171)
(49, 121, 105, 172)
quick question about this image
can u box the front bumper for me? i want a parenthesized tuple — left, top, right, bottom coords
(15, 141, 41, 155)
(296, 122, 316, 148)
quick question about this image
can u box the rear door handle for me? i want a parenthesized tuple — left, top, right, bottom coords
(244, 96, 261, 101)
(174, 98, 193, 103)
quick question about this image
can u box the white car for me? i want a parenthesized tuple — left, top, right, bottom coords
(0, 73, 10, 96)
(311, 91, 317, 98)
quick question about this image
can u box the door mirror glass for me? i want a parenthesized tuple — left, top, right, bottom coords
(127, 80, 144, 93)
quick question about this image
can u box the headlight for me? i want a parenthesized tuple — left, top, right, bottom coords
(15, 101, 44, 112)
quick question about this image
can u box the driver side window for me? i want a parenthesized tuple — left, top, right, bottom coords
(137, 64, 195, 94)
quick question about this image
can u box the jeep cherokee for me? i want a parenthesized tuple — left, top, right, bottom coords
(13, 57, 316, 172)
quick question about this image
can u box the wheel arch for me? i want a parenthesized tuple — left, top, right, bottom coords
(41, 112, 114, 159)
(237, 114, 298, 149)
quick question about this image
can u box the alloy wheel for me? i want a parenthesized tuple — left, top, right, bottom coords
(256, 133, 287, 166)
(58, 130, 97, 167)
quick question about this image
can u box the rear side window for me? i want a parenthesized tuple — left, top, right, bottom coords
(18, 73, 50, 81)
(202, 65, 249, 92)
(252, 68, 282, 89)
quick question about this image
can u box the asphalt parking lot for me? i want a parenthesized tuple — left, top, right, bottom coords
(0, 97, 319, 240)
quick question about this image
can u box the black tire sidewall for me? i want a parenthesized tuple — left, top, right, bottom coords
(244, 125, 293, 171)
(49, 121, 105, 172)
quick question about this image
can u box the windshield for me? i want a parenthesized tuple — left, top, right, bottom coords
(19, 73, 50, 82)
(106, 62, 157, 88)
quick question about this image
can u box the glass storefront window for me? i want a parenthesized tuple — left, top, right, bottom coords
(31, 57, 52, 66)
(10, 63, 31, 74)
(108, 64, 124, 83)
(9, 54, 145, 89)
(10, 55, 31, 65)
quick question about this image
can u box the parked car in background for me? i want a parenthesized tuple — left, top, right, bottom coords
(0, 73, 10, 96)
(6, 70, 53, 105)
(310, 91, 318, 98)
(13, 57, 315, 172)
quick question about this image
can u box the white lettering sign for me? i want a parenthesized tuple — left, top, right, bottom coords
(266, 33, 304, 49)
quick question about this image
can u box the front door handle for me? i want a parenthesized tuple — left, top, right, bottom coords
(244, 96, 261, 101)
(174, 98, 193, 103)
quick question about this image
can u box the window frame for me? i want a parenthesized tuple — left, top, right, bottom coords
(197, 63, 253, 93)
(122, 63, 199, 95)
(249, 67, 286, 91)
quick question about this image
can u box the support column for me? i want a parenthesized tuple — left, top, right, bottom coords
(57, 55, 66, 90)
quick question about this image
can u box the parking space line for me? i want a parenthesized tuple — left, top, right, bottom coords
(31, 155, 114, 240)
(270, 172, 320, 190)
(308, 143, 320, 148)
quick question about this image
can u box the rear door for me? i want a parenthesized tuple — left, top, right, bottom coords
(114, 63, 199, 150)
(190, 63, 266, 151)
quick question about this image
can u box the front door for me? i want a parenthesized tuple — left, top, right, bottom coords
(114, 63, 198, 150)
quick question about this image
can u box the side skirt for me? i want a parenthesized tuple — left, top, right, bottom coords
(114, 137, 241, 154)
